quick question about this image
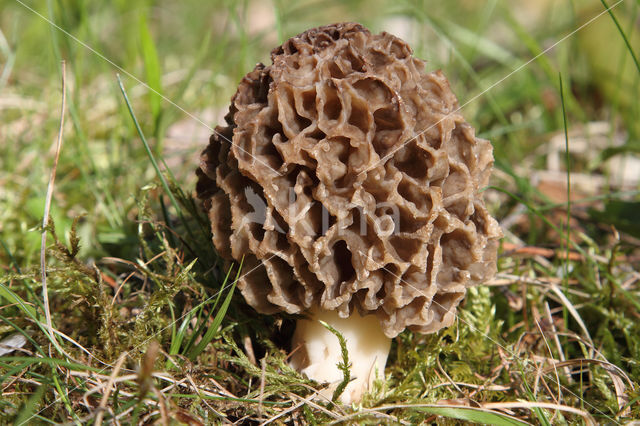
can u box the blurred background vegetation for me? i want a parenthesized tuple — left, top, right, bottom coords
(1, 0, 639, 424)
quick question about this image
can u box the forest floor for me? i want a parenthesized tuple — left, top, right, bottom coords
(1, 1, 639, 424)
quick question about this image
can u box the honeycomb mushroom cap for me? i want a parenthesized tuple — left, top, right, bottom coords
(197, 22, 502, 338)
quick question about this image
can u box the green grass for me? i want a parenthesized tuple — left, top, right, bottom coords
(1, 0, 640, 423)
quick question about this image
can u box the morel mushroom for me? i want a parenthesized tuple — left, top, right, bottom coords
(196, 22, 502, 404)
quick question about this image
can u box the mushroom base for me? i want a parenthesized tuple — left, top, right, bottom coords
(290, 308, 391, 404)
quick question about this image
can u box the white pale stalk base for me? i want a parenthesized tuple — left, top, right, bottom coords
(290, 308, 391, 405)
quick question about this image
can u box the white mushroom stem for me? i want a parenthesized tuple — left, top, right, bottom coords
(290, 307, 391, 405)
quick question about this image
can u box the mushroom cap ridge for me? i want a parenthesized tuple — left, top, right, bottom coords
(196, 22, 502, 338)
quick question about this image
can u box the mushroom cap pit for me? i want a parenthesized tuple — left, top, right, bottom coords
(196, 22, 502, 338)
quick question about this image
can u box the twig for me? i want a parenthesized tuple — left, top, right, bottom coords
(548, 284, 594, 357)
(259, 400, 304, 426)
(258, 356, 266, 420)
(533, 311, 562, 404)
(501, 242, 583, 261)
(544, 302, 570, 382)
(285, 392, 340, 419)
(95, 352, 127, 426)
(436, 356, 464, 395)
(243, 334, 257, 366)
(185, 374, 228, 422)
(432, 381, 510, 392)
(152, 387, 169, 426)
(286, 383, 349, 416)
(83, 375, 138, 400)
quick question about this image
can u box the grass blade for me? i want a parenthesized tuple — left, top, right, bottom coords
(188, 258, 243, 360)
(413, 405, 529, 426)
(117, 74, 179, 212)
(0, 356, 104, 373)
(181, 264, 235, 356)
(117, 74, 201, 253)
(600, 0, 640, 75)
(0, 282, 39, 321)
(14, 383, 47, 426)
(138, 9, 163, 134)
(0, 313, 44, 357)
(40, 60, 66, 351)
(559, 71, 571, 350)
